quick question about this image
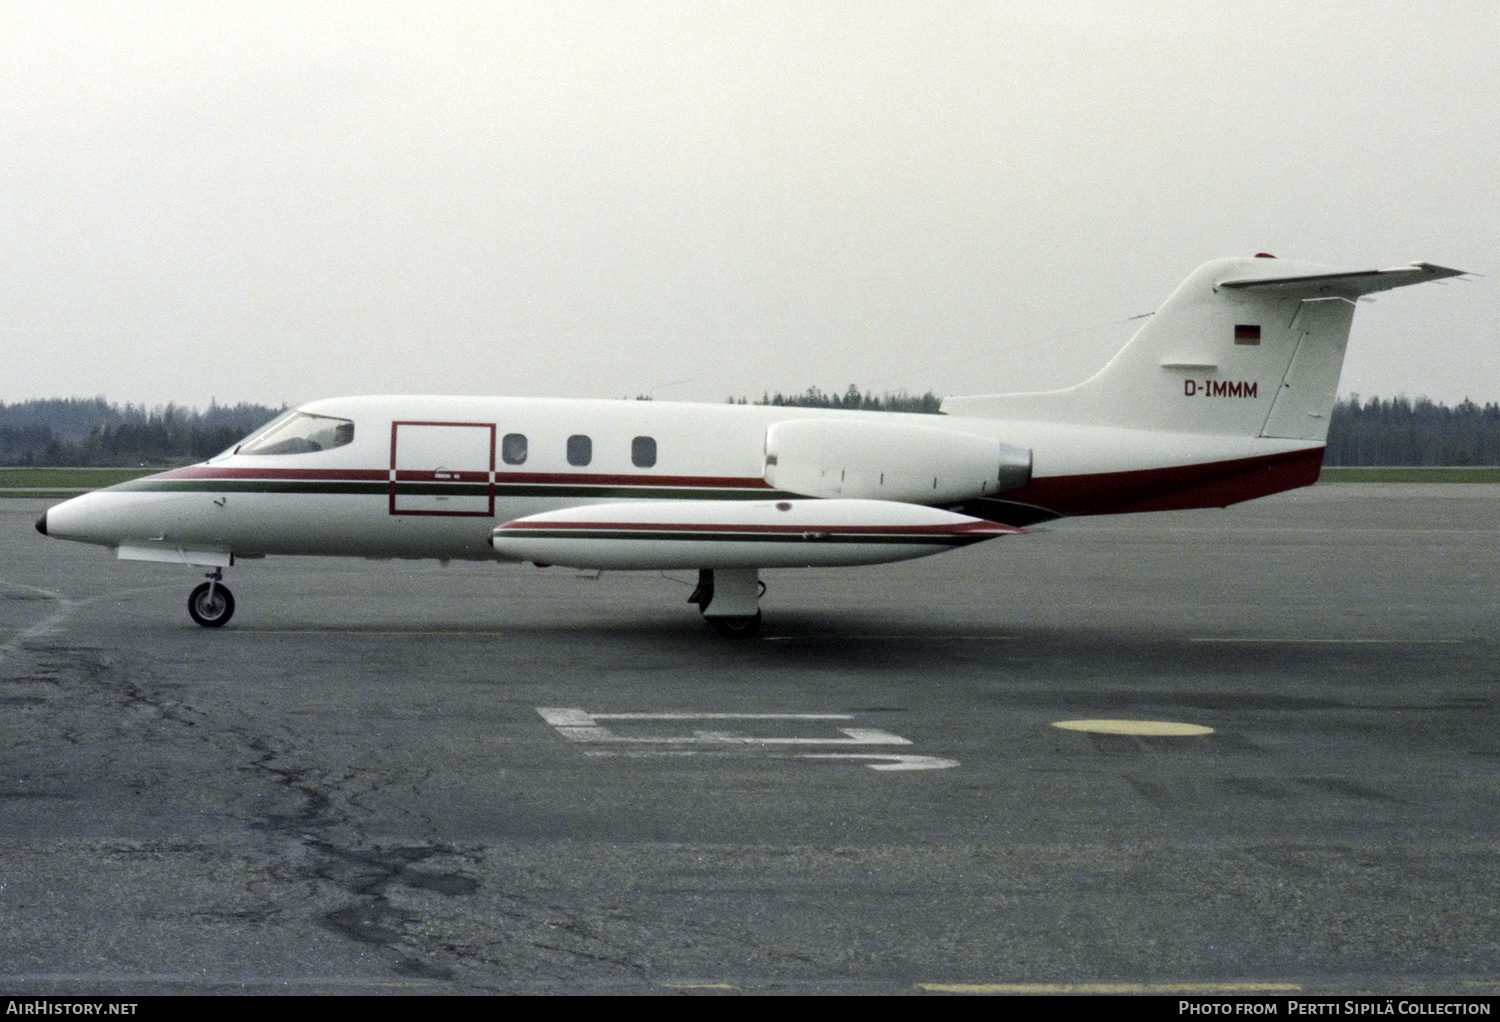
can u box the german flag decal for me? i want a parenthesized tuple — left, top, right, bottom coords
(1234, 324, 1261, 345)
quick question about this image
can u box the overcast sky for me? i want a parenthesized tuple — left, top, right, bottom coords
(2, 1, 1495, 411)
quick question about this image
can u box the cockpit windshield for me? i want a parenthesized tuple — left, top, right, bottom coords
(237, 411, 355, 456)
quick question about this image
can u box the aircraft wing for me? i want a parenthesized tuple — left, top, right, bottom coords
(1218, 262, 1467, 299)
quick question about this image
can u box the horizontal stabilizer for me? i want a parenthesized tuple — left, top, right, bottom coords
(1218, 262, 1467, 299)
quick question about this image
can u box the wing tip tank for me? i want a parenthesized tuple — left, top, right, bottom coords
(491, 498, 1021, 570)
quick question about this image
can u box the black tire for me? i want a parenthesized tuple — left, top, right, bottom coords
(705, 611, 761, 638)
(188, 581, 235, 628)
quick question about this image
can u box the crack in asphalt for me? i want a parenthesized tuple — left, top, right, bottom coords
(2, 578, 707, 987)
(237, 733, 497, 979)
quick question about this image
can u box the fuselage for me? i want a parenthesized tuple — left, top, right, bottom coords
(40, 394, 1324, 566)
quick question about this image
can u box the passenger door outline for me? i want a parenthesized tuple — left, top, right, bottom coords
(389, 421, 496, 517)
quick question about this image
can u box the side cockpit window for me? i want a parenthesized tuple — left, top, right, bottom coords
(238, 412, 355, 456)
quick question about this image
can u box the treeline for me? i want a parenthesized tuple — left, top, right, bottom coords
(5, 393, 1500, 466)
(0, 398, 283, 467)
(734, 386, 944, 414)
(1324, 395, 1500, 466)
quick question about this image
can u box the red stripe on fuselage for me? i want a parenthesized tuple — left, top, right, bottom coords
(149, 466, 387, 481)
(988, 447, 1323, 517)
(492, 473, 771, 489)
(146, 466, 769, 488)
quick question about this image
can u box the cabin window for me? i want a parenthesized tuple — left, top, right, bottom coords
(501, 433, 528, 465)
(631, 436, 657, 468)
(238, 412, 354, 456)
(567, 434, 592, 466)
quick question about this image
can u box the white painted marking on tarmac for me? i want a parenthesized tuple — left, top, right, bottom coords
(0, 581, 168, 660)
(580, 749, 957, 770)
(1052, 719, 1214, 737)
(0, 582, 72, 659)
(588, 712, 853, 720)
(536, 707, 950, 771)
(536, 707, 598, 727)
(688, 728, 910, 746)
(803, 753, 958, 771)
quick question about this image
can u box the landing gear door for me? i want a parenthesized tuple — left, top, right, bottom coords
(390, 421, 495, 516)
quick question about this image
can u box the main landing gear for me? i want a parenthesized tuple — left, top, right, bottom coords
(688, 568, 765, 638)
(188, 568, 235, 628)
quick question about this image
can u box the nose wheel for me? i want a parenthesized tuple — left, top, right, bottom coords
(188, 570, 235, 627)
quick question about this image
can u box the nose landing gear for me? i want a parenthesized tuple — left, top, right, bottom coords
(188, 569, 235, 627)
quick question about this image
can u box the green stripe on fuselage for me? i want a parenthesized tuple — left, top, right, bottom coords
(114, 478, 388, 496)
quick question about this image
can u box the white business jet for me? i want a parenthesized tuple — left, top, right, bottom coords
(36, 255, 1465, 635)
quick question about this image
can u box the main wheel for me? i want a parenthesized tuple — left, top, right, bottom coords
(705, 611, 761, 638)
(188, 581, 235, 628)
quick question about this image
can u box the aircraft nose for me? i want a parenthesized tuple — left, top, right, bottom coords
(35, 511, 48, 536)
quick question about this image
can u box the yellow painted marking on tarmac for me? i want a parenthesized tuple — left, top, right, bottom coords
(916, 981, 1300, 994)
(1053, 719, 1214, 737)
(658, 982, 740, 992)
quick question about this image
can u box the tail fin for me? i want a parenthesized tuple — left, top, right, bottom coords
(943, 256, 1465, 440)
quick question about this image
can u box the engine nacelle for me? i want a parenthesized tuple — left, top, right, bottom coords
(763, 419, 1031, 504)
